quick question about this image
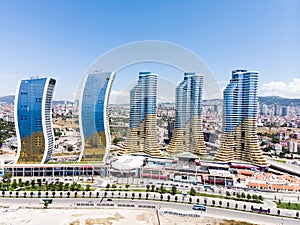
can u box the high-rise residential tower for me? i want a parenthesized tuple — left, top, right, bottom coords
(78, 71, 115, 163)
(215, 70, 268, 166)
(167, 72, 206, 155)
(119, 72, 161, 156)
(14, 77, 56, 164)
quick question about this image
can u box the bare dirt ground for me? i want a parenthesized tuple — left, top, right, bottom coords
(0, 208, 257, 225)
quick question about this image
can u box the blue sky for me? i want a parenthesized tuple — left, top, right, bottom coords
(0, 0, 299, 100)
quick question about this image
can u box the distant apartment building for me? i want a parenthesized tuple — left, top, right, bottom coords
(167, 72, 206, 155)
(78, 71, 115, 163)
(287, 140, 298, 153)
(214, 70, 268, 166)
(119, 72, 161, 156)
(14, 77, 56, 164)
(281, 106, 289, 117)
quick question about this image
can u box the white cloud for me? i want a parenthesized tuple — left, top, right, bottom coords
(259, 78, 300, 98)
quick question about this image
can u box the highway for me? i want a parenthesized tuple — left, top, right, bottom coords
(0, 197, 299, 225)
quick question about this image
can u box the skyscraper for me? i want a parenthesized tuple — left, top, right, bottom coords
(14, 77, 56, 164)
(79, 71, 115, 163)
(167, 72, 206, 155)
(119, 72, 161, 156)
(215, 70, 268, 166)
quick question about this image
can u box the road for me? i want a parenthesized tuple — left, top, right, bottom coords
(0, 197, 299, 225)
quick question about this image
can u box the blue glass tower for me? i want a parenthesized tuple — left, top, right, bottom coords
(14, 77, 56, 164)
(120, 72, 161, 156)
(215, 70, 267, 166)
(79, 71, 115, 163)
(167, 72, 206, 155)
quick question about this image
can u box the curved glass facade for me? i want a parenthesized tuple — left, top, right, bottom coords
(120, 72, 161, 156)
(79, 72, 115, 163)
(14, 77, 56, 164)
(167, 72, 206, 155)
(215, 70, 267, 166)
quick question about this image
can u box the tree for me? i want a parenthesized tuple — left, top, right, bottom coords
(189, 187, 196, 196)
(146, 193, 149, 200)
(146, 185, 150, 191)
(243, 204, 246, 210)
(67, 145, 73, 152)
(60, 192, 63, 198)
(235, 203, 238, 209)
(131, 193, 135, 199)
(45, 192, 49, 198)
(16, 191, 19, 198)
(212, 200, 215, 206)
(236, 193, 241, 199)
(197, 198, 200, 204)
(160, 194, 163, 201)
(52, 191, 55, 198)
(23, 192, 27, 198)
(277, 209, 280, 215)
(241, 192, 246, 199)
(125, 184, 130, 189)
(171, 185, 177, 195)
(30, 192, 33, 198)
(38, 191, 41, 198)
(44, 201, 49, 209)
(106, 184, 110, 189)
(139, 193, 142, 199)
(82, 191, 85, 198)
(96, 192, 99, 198)
(226, 191, 231, 197)
(85, 184, 91, 191)
(258, 195, 263, 201)
(204, 199, 207, 205)
(296, 211, 299, 218)
(174, 196, 178, 202)
(227, 202, 230, 208)
(219, 201, 222, 207)
(189, 197, 192, 204)
(125, 192, 128, 198)
(67, 192, 70, 198)
(247, 193, 251, 200)
(89, 192, 92, 198)
(2, 190, 5, 197)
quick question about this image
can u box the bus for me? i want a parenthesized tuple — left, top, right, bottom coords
(192, 204, 206, 211)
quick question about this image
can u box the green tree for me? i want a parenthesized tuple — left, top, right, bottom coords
(226, 191, 231, 197)
(171, 185, 177, 195)
(189, 187, 196, 196)
(85, 184, 91, 191)
(247, 193, 251, 200)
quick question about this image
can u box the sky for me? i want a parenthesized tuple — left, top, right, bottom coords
(0, 0, 299, 101)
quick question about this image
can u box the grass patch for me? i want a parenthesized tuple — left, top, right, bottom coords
(275, 201, 300, 210)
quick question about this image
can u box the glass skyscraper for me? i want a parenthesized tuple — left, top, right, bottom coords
(120, 72, 161, 156)
(215, 70, 268, 166)
(78, 71, 115, 163)
(14, 77, 56, 164)
(167, 72, 206, 155)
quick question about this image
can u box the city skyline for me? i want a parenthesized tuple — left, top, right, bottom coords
(0, 0, 299, 100)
